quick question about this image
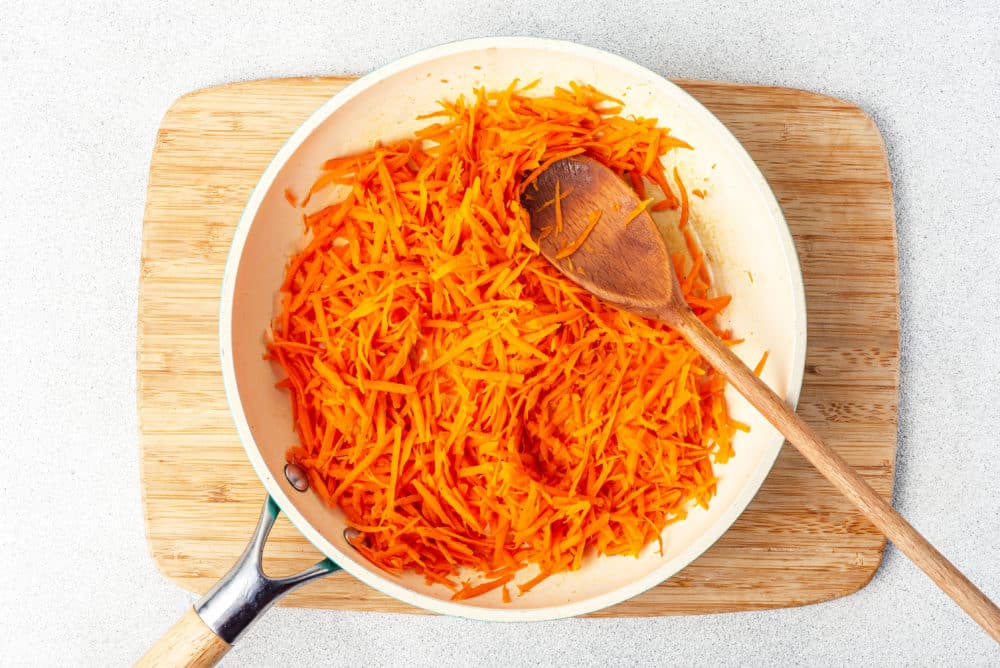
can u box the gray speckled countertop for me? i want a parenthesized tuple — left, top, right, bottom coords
(1, 1, 998, 665)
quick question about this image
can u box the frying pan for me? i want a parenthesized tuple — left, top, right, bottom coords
(137, 37, 806, 666)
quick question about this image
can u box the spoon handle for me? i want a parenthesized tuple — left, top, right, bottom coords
(669, 307, 1000, 642)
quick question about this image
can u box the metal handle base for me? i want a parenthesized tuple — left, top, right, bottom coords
(194, 497, 340, 644)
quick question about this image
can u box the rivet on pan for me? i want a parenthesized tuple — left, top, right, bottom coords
(284, 463, 309, 492)
(344, 527, 362, 550)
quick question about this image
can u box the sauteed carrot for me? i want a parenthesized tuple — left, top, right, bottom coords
(270, 81, 741, 598)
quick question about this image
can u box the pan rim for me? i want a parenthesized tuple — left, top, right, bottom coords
(218, 35, 807, 622)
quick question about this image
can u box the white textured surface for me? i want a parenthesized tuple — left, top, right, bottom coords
(0, 1, 998, 665)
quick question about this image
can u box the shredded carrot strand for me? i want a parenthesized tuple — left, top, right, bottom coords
(452, 574, 516, 601)
(555, 210, 602, 259)
(270, 81, 740, 601)
(553, 179, 563, 236)
(517, 570, 552, 595)
(673, 166, 690, 229)
(753, 351, 769, 377)
(622, 198, 654, 227)
(628, 171, 647, 199)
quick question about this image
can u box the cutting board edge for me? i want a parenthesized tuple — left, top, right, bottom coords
(137, 75, 900, 616)
(139, 563, 884, 617)
(156, 75, 882, 120)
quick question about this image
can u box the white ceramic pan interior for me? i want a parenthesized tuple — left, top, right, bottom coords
(219, 37, 806, 621)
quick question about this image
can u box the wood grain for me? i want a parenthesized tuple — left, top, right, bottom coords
(138, 76, 899, 615)
(134, 607, 230, 668)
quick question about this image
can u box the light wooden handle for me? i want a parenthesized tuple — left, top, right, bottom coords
(672, 308, 1000, 642)
(135, 607, 231, 668)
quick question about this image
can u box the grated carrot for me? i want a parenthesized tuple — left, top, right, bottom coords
(627, 170, 647, 199)
(270, 81, 741, 601)
(553, 179, 564, 235)
(452, 573, 515, 600)
(555, 209, 602, 259)
(517, 569, 552, 595)
(673, 166, 689, 229)
(622, 198, 655, 226)
(753, 351, 769, 377)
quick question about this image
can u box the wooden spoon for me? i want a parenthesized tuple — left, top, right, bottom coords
(524, 156, 1000, 641)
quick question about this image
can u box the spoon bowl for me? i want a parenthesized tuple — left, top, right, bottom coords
(525, 156, 686, 320)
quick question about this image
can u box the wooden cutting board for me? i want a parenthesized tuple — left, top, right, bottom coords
(138, 76, 899, 615)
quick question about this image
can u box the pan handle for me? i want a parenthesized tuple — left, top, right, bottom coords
(136, 496, 340, 667)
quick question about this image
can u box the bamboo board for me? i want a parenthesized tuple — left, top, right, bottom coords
(138, 76, 899, 615)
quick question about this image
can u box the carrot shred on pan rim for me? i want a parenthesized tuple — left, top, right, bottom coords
(673, 166, 690, 229)
(270, 81, 742, 600)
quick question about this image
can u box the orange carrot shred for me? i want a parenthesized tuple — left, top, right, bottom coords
(753, 351, 769, 377)
(648, 162, 678, 209)
(555, 210, 602, 259)
(622, 198, 654, 227)
(627, 171, 647, 199)
(553, 179, 563, 235)
(452, 574, 515, 601)
(673, 166, 689, 229)
(517, 570, 551, 595)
